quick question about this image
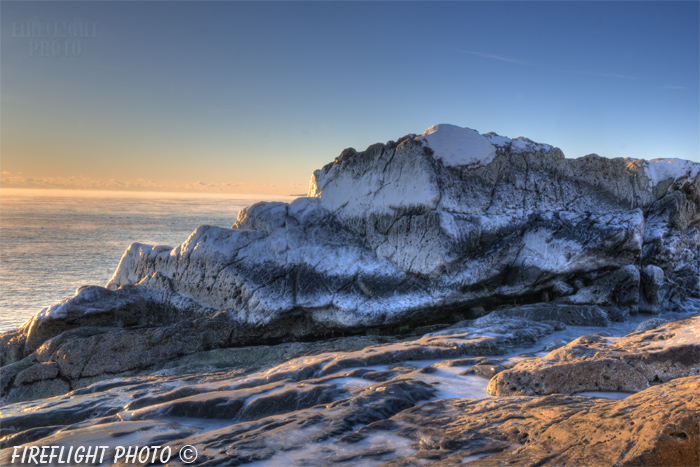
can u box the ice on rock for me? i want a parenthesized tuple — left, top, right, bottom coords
(30, 123, 699, 344)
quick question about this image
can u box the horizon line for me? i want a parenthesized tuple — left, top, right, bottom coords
(0, 187, 304, 199)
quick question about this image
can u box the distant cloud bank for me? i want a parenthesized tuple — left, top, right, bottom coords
(0, 172, 305, 195)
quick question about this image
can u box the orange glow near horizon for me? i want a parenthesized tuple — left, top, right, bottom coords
(0, 187, 304, 200)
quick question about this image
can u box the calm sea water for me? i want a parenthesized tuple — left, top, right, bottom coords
(0, 189, 296, 332)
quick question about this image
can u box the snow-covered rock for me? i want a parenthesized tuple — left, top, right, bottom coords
(637, 158, 700, 189)
(4, 124, 700, 366)
(421, 124, 498, 167)
(88, 127, 700, 328)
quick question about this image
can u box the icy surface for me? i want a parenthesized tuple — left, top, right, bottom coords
(414, 365, 491, 400)
(245, 431, 417, 467)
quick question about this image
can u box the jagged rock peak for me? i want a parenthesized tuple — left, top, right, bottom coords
(309, 123, 698, 199)
(308, 124, 699, 224)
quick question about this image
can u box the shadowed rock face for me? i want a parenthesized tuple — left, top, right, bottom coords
(1, 124, 698, 402)
(0, 312, 556, 403)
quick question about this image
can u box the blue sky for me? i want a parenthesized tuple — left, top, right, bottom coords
(2, 1, 698, 194)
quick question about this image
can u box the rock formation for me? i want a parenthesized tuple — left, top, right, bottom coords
(1, 124, 698, 404)
(1, 124, 698, 466)
(105, 124, 699, 333)
(382, 375, 700, 467)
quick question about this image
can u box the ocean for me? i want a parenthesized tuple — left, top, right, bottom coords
(0, 189, 296, 332)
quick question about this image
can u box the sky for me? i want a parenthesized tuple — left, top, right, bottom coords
(1, 1, 698, 195)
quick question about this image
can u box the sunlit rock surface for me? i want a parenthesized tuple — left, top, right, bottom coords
(488, 316, 700, 396)
(382, 375, 699, 467)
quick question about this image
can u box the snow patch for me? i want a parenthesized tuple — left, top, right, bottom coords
(483, 133, 511, 147)
(643, 158, 700, 188)
(484, 132, 553, 154)
(420, 124, 497, 167)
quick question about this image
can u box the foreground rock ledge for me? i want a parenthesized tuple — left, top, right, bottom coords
(488, 315, 700, 396)
(1, 373, 697, 466)
(0, 315, 697, 467)
(382, 376, 700, 467)
(0, 313, 555, 403)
